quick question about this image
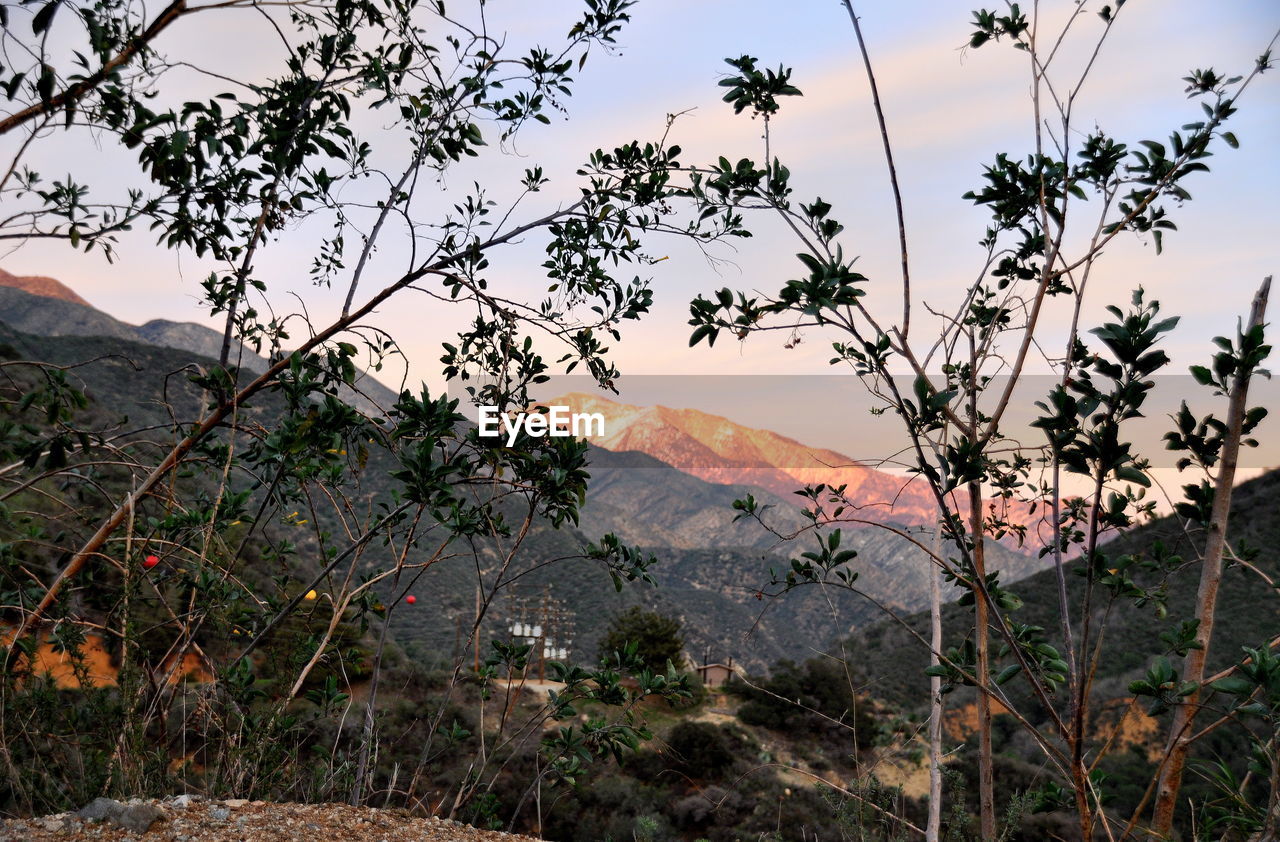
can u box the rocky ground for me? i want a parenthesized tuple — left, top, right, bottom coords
(0, 797, 543, 841)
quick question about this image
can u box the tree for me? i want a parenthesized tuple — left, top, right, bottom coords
(598, 606, 685, 674)
(0, 0, 721, 821)
(677, 4, 1276, 839)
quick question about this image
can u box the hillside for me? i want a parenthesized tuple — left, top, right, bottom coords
(849, 467, 1280, 710)
(0, 279, 403, 414)
(0, 284, 141, 344)
(0, 281, 267, 372)
(0, 277, 1056, 674)
(576, 447, 807, 550)
(0, 320, 815, 671)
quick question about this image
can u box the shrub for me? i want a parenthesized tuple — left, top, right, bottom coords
(597, 607, 685, 674)
(667, 721, 735, 779)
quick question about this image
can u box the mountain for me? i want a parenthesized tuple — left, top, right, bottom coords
(134, 319, 246, 367)
(0, 283, 140, 344)
(0, 269, 1051, 673)
(577, 447, 807, 550)
(0, 271, 266, 372)
(0, 320, 777, 669)
(562, 403, 1052, 671)
(569, 446, 1039, 668)
(633, 529, 1048, 674)
(0, 268, 400, 411)
(0, 314, 1036, 673)
(552, 391, 956, 529)
(0, 267, 93, 306)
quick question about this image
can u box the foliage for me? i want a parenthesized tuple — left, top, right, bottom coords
(597, 606, 686, 674)
(0, 0, 742, 827)
(666, 720, 735, 779)
(676, 3, 1277, 838)
(730, 657, 878, 749)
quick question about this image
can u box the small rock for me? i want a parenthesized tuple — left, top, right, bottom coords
(39, 817, 65, 832)
(172, 794, 197, 809)
(223, 798, 249, 808)
(75, 798, 165, 833)
(77, 797, 120, 821)
(210, 806, 230, 821)
(113, 804, 165, 833)
(251, 800, 266, 806)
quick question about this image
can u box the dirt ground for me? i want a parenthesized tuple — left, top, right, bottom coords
(0, 797, 543, 841)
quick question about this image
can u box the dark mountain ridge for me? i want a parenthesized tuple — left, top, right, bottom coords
(0, 280, 401, 413)
(848, 467, 1280, 711)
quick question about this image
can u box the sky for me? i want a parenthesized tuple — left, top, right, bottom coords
(3, 0, 1278, 472)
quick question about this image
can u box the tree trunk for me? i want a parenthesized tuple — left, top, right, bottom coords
(968, 483, 996, 840)
(1152, 276, 1271, 836)
(927, 525, 945, 842)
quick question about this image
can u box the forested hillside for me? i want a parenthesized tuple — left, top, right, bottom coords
(851, 467, 1280, 707)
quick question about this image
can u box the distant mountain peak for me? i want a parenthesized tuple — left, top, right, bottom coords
(548, 391, 951, 528)
(0, 267, 92, 307)
(0, 272, 402, 415)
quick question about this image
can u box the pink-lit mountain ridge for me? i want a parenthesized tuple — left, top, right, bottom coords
(551, 391, 960, 530)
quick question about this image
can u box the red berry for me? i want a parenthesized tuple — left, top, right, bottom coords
(143, 555, 160, 569)
(405, 595, 416, 605)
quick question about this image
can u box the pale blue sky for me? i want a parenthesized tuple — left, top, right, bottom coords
(5, 0, 1277, 411)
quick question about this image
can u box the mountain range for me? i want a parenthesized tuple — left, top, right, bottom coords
(0, 267, 93, 305)
(0, 267, 1052, 670)
(551, 391, 945, 528)
(0, 268, 272, 374)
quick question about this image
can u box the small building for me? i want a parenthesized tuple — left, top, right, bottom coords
(695, 658, 737, 688)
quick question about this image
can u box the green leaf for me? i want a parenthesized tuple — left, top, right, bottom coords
(36, 63, 55, 104)
(995, 664, 1021, 685)
(1209, 676, 1253, 696)
(1114, 465, 1151, 487)
(689, 325, 717, 348)
(32, 0, 61, 35)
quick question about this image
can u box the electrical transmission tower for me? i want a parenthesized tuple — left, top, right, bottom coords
(503, 584, 575, 680)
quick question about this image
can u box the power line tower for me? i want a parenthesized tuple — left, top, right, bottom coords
(503, 584, 575, 680)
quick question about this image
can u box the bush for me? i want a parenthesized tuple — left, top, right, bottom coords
(667, 721, 735, 779)
(730, 657, 878, 748)
(597, 606, 685, 674)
